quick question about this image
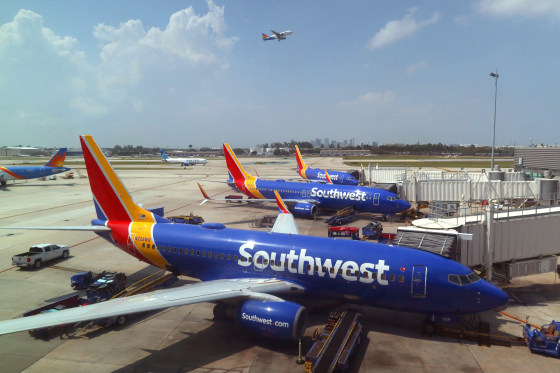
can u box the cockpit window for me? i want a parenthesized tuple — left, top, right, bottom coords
(448, 271, 480, 286)
(467, 272, 481, 283)
(458, 275, 470, 285)
(448, 274, 460, 285)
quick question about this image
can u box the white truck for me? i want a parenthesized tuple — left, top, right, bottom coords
(12, 244, 70, 268)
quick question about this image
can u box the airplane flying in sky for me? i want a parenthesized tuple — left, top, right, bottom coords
(204, 143, 411, 218)
(159, 149, 207, 166)
(262, 30, 293, 41)
(0, 148, 70, 186)
(0, 135, 508, 340)
(295, 145, 359, 186)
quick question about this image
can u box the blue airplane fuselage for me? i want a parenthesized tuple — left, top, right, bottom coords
(0, 166, 70, 183)
(236, 178, 410, 215)
(101, 221, 508, 316)
(304, 168, 359, 186)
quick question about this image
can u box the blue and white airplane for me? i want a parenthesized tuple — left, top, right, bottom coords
(295, 145, 359, 186)
(202, 143, 410, 218)
(159, 149, 207, 166)
(0, 136, 508, 340)
(0, 148, 70, 186)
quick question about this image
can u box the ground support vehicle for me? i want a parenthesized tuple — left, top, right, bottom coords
(167, 213, 205, 225)
(225, 194, 243, 203)
(327, 227, 359, 240)
(304, 310, 362, 372)
(523, 321, 560, 357)
(86, 271, 127, 302)
(25, 270, 176, 339)
(24, 294, 86, 339)
(12, 244, 69, 269)
(362, 221, 383, 240)
(71, 271, 103, 290)
(325, 206, 355, 226)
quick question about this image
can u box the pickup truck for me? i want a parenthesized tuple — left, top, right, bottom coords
(12, 244, 70, 268)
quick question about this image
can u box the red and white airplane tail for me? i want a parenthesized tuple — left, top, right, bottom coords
(80, 135, 156, 224)
(294, 145, 307, 178)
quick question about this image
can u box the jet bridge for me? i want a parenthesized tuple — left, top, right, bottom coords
(410, 205, 560, 280)
(394, 227, 472, 262)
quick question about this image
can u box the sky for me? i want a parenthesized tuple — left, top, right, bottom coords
(0, 0, 559, 149)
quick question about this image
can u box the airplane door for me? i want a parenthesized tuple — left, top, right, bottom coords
(373, 193, 380, 206)
(411, 265, 427, 297)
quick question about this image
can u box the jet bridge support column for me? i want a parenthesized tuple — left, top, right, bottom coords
(485, 204, 494, 282)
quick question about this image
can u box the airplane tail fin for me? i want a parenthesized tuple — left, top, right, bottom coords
(223, 143, 253, 181)
(159, 149, 169, 160)
(44, 148, 67, 167)
(262, 33, 269, 40)
(294, 145, 307, 177)
(80, 136, 166, 223)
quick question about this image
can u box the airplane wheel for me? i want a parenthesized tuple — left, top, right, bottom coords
(34, 260, 42, 269)
(115, 315, 127, 326)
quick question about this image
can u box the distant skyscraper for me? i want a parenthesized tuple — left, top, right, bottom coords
(350, 138, 355, 147)
(324, 138, 329, 147)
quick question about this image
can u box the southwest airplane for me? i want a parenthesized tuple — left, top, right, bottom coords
(0, 148, 70, 186)
(0, 135, 508, 340)
(159, 149, 207, 166)
(206, 143, 411, 218)
(295, 145, 359, 186)
(262, 30, 293, 41)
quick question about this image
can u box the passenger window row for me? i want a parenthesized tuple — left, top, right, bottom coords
(141, 242, 239, 262)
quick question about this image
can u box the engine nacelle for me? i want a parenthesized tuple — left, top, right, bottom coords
(237, 300, 307, 340)
(292, 202, 317, 218)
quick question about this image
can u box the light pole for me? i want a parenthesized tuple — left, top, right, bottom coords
(489, 71, 499, 171)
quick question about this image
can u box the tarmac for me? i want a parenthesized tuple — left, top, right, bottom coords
(0, 155, 559, 372)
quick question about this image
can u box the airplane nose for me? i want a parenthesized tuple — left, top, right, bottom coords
(478, 281, 509, 311)
(400, 199, 411, 211)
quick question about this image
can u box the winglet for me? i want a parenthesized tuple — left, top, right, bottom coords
(197, 182, 211, 205)
(324, 171, 333, 184)
(274, 191, 290, 214)
(271, 191, 299, 235)
(44, 148, 67, 167)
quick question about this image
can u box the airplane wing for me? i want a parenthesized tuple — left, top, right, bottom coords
(0, 278, 305, 336)
(0, 226, 111, 231)
(271, 30, 282, 38)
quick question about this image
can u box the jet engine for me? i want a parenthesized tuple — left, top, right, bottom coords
(214, 300, 307, 340)
(292, 202, 317, 219)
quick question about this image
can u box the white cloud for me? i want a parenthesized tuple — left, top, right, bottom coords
(92, 0, 237, 102)
(476, 0, 560, 19)
(0, 1, 241, 147)
(339, 90, 396, 107)
(404, 61, 428, 75)
(368, 8, 440, 50)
